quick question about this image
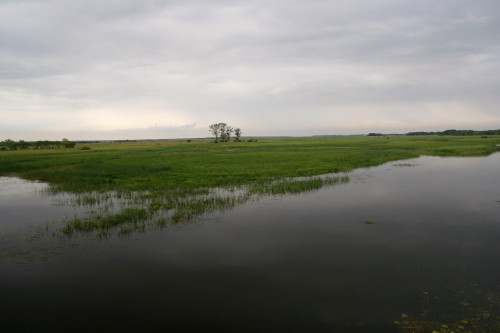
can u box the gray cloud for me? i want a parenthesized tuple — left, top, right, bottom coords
(1, 0, 499, 140)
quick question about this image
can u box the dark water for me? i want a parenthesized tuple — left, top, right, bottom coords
(1, 154, 499, 332)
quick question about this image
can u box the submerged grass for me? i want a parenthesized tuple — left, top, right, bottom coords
(1, 136, 498, 235)
(58, 176, 349, 236)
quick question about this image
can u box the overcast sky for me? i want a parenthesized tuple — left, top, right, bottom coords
(1, 0, 499, 140)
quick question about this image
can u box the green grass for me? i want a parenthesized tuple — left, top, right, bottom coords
(1, 136, 498, 193)
(1, 136, 498, 234)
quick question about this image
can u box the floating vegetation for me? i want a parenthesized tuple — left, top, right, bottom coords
(392, 163, 418, 167)
(395, 283, 500, 333)
(364, 220, 377, 224)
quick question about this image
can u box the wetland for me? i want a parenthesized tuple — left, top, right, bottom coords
(1, 136, 499, 332)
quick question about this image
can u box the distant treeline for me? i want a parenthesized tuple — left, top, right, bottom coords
(367, 129, 500, 137)
(0, 138, 76, 151)
(406, 129, 500, 136)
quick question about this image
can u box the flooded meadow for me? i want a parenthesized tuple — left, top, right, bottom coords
(1, 153, 499, 332)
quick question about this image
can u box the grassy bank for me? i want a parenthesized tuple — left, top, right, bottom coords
(1, 135, 498, 235)
(1, 135, 498, 192)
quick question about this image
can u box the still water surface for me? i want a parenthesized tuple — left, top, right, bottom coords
(1, 154, 499, 332)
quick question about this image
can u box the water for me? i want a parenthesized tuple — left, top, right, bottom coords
(1, 154, 499, 332)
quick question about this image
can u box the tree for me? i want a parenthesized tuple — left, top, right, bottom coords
(17, 140, 30, 149)
(209, 123, 233, 143)
(209, 123, 223, 143)
(62, 138, 76, 148)
(234, 128, 241, 142)
(4, 139, 18, 150)
(220, 125, 234, 142)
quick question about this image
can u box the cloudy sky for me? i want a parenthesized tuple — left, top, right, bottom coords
(1, 0, 499, 140)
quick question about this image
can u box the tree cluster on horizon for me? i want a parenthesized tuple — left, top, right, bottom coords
(0, 138, 76, 151)
(406, 129, 500, 136)
(367, 129, 500, 137)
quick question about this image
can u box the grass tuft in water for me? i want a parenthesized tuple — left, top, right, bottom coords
(249, 175, 349, 196)
(61, 207, 149, 236)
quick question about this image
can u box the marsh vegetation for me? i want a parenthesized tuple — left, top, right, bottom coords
(1, 135, 497, 236)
